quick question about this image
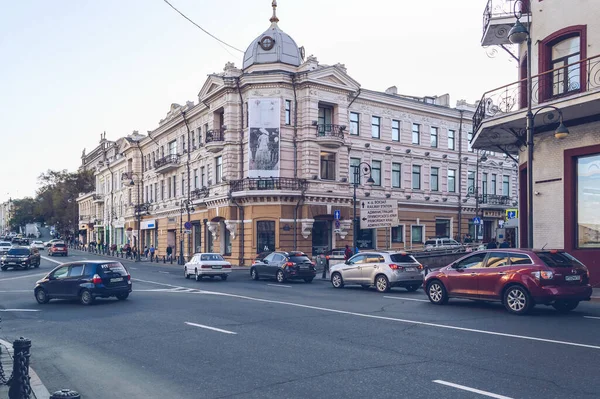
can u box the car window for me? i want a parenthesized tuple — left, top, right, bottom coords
(263, 253, 275, 263)
(69, 265, 84, 277)
(98, 262, 128, 276)
(449, 240, 460, 245)
(365, 255, 384, 263)
(289, 256, 311, 263)
(272, 254, 285, 263)
(536, 251, 584, 268)
(508, 253, 533, 265)
(8, 248, 29, 255)
(424, 240, 437, 246)
(349, 254, 367, 264)
(201, 254, 224, 261)
(390, 254, 419, 263)
(53, 243, 66, 248)
(485, 252, 510, 268)
(51, 266, 69, 279)
(82, 264, 95, 277)
(455, 253, 487, 269)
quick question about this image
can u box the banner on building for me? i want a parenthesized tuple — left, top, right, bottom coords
(248, 98, 280, 178)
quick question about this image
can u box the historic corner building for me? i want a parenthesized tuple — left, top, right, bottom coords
(473, 0, 600, 284)
(77, 2, 519, 265)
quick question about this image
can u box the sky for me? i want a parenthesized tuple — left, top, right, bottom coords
(0, 0, 517, 203)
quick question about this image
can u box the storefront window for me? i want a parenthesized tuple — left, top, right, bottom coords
(193, 223, 201, 253)
(435, 219, 450, 238)
(357, 229, 374, 249)
(577, 154, 600, 248)
(257, 221, 275, 253)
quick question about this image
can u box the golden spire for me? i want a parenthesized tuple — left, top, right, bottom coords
(270, 0, 279, 24)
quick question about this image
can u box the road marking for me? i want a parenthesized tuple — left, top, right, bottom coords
(432, 380, 513, 399)
(131, 277, 183, 289)
(267, 283, 292, 288)
(0, 290, 31, 293)
(0, 309, 41, 312)
(130, 267, 138, 270)
(185, 322, 237, 335)
(584, 316, 600, 320)
(0, 272, 47, 282)
(40, 256, 63, 265)
(384, 296, 429, 302)
(158, 271, 170, 274)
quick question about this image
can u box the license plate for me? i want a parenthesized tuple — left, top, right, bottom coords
(110, 277, 123, 282)
(405, 267, 417, 272)
(300, 265, 309, 269)
(565, 275, 581, 281)
(211, 265, 222, 269)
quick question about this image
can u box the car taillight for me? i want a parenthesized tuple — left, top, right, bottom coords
(325, 256, 330, 260)
(285, 262, 294, 267)
(389, 264, 405, 271)
(223, 265, 231, 268)
(201, 265, 212, 269)
(127, 274, 131, 281)
(417, 264, 424, 270)
(92, 274, 102, 284)
(311, 261, 316, 266)
(531, 270, 554, 280)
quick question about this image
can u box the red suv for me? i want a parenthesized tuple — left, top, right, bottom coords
(48, 243, 68, 257)
(424, 249, 592, 315)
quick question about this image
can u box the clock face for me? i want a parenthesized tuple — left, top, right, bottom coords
(259, 36, 275, 51)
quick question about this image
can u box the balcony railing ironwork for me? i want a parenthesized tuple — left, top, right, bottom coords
(229, 177, 308, 193)
(482, 0, 529, 37)
(205, 129, 225, 144)
(473, 54, 600, 132)
(479, 194, 512, 206)
(154, 154, 180, 169)
(315, 124, 345, 139)
(191, 187, 210, 200)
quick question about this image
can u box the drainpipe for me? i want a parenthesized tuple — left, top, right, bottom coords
(106, 161, 115, 248)
(457, 110, 464, 242)
(292, 73, 298, 178)
(235, 76, 245, 266)
(135, 141, 144, 248)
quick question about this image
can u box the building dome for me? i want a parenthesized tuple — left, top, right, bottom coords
(243, 1, 302, 70)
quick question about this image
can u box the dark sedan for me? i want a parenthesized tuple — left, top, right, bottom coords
(34, 261, 132, 305)
(250, 251, 316, 283)
(1, 247, 40, 271)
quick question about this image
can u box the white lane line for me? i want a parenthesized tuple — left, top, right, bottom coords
(0, 273, 47, 282)
(584, 316, 600, 320)
(0, 309, 41, 312)
(131, 277, 183, 289)
(130, 267, 138, 270)
(185, 322, 237, 335)
(384, 295, 429, 302)
(433, 380, 513, 399)
(267, 283, 292, 288)
(0, 290, 31, 293)
(128, 277, 600, 350)
(158, 271, 170, 274)
(40, 256, 63, 265)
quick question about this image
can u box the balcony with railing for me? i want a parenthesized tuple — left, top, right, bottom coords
(229, 177, 308, 194)
(92, 194, 104, 203)
(473, 55, 600, 151)
(205, 129, 225, 153)
(478, 194, 514, 208)
(481, 0, 530, 46)
(154, 154, 180, 173)
(314, 124, 345, 148)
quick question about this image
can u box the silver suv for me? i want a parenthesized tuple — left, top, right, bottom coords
(424, 237, 464, 253)
(330, 251, 423, 293)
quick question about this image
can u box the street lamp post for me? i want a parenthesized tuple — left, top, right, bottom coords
(352, 162, 375, 254)
(179, 199, 195, 265)
(468, 150, 488, 242)
(127, 172, 150, 261)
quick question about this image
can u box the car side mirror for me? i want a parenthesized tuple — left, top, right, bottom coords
(451, 263, 459, 269)
(345, 260, 350, 265)
(263, 259, 268, 264)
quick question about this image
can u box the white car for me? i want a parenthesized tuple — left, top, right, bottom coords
(0, 241, 12, 256)
(423, 238, 464, 253)
(30, 241, 45, 250)
(184, 253, 232, 281)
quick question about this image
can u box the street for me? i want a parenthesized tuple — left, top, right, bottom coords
(0, 251, 599, 399)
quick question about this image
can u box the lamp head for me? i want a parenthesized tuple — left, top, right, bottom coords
(480, 154, 488, 163)
(508, 19, 528, 44)
(129, 179, 135, 186)
(366, 176, 375, 186)
(554, 122, 570, 139)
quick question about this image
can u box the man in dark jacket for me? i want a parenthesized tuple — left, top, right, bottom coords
(344, 245, 353, 260)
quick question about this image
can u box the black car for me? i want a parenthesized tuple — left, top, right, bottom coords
(250, 251, 316, 283)
(1, 247, 40, 271)
(34, 261, 132, 305)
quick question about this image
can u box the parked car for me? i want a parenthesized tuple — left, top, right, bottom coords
(424, 237, 464, 253)
(330, 251, 423, 292)
(254, 251, 271, 263)
(251, 251, 316, 283)
(30, 240, 45, 250)
(184, 253, 232, 281)
(325, 248, 347, 267)
(44, 239, 64, 248)
(424, 249, 592, 315)
(0, 241, 12, 256)
(48, 242, 68, 257)
(34, 261, 132, 305)
(1, 247, 41, 271)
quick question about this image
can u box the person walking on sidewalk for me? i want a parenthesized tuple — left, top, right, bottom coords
(344, 245, 353, 261)
(149, 245, 155, 262)
(166, 245, 173, 262)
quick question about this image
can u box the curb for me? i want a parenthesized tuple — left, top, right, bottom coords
(0, 338, 51, 399)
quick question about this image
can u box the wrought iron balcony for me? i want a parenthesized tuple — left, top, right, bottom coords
(229, 177, 309, 193)
(154, 154, 180, 173)
(473, 54, 600, 134)
(315, 124, 345, 148)
(205, 129, 225, 153)
(479, 194, 513, 206)
(191, 187, 210, 200)
(481, 0, 530, 46)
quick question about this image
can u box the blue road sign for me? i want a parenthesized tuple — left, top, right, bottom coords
(507, 210, 517, 219)
(473, 217, 482, 225)
(334, 210, 341, 220)
(184, 221, 192, 230)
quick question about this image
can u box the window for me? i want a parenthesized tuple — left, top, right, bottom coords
(51, 266, 69, 279)
(168, 140, 177, 156)
(145, 186, 149, 202)
(285, 100, 291, 125)
(430, 127, 438, 148)
(69, 264, 84, 277)
(412, 165, 421, 189)
(467, 131, 473, 152)
(430, 167, 439, 191)
(391, 226, 404, 243)
(198, 127, 202, 145)
(412, 123, 420, 145)
(392, 120, 400, 141)
(455, 253, 487, 269)
(349, 112, 360, 135)
(172, 177, 176, 198)
(392, 163, 401, 188)
(350, 158, 360, 185)
(577, 153, 600, 248)
(215, 156, 223, 183)
(201, 166, 206, 187)
(320, 152, 336, 180)
(181, 135, 186, 153)
(468, 171, 475, 194)
(318, 106, 333, 127)
(448, 129, 455, 150)
(448, 169, 456, 193)
(435, 219, 450, 237)
(191, 133, 196, 150)
(508, 253, 533, 265)
(257, 221, 275, 252)
(193, 169, 198, 189)
(502, 175, 510, 196)
(551, 36, 581, 96)
(411, 225, 423, 244)
(155, 183, 158, 202)
(181, 173, 185, 196)
(371, 116, 381, 139)
(485, 252, 510, 268)
(371, 160, 381, 186)
(482, 172, 488, 195)
(491, 174, 497, 194)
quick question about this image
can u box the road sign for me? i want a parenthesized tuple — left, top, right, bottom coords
(335, 220, 341, 229)
(359, 199, 398, 229)
(184, 229, 192, 234)
(506, 209, 518, 220)
(473, 217, 482, 225)
(184, 221, 192, 230)
(333, 210, 341, 220)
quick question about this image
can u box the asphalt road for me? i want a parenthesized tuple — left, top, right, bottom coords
(1, 248, 600, 398)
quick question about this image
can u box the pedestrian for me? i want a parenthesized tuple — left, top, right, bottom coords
(321, 249, 329, 279)
(487, 241, 498, 249)
(124, 242, 131, 259)
(144, 245, 149, 258)
(149, 245, 155, 262)
(499, 240, 510, 248)
(132, 245, 138, 260)
(166, 245, 173, 262)
(344, 244, 353, 261)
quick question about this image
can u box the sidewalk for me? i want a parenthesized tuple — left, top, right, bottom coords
(0, 340, 13, 398)
(0, 339, 51, 399)
(592, 288, 600, 303)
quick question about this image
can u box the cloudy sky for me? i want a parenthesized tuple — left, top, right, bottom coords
(0, 0, 516, 203)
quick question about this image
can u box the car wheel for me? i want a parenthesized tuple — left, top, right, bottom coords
(195, 269, 201, 282)
(503, 285, 532, 315)
(221, 275, 228, 281)
(116, 292, 129, 301)
(375, 274, 390, 293)
(426, 280, 448, 305)
(405, 284, 421, 292)
(552, 300, 579, 313)
(79, 289, 95, 306)
(331, 272, 344, 288)
(184, 267, 189, 279)
(250, 267, 259, 281)
(304, 278, 313, 283)
(35, 288, 49, 304)
(276, 270, 286, 283)
(1, 266, 7, 271)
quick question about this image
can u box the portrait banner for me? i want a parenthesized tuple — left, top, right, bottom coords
(248, 98, 280, 178)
